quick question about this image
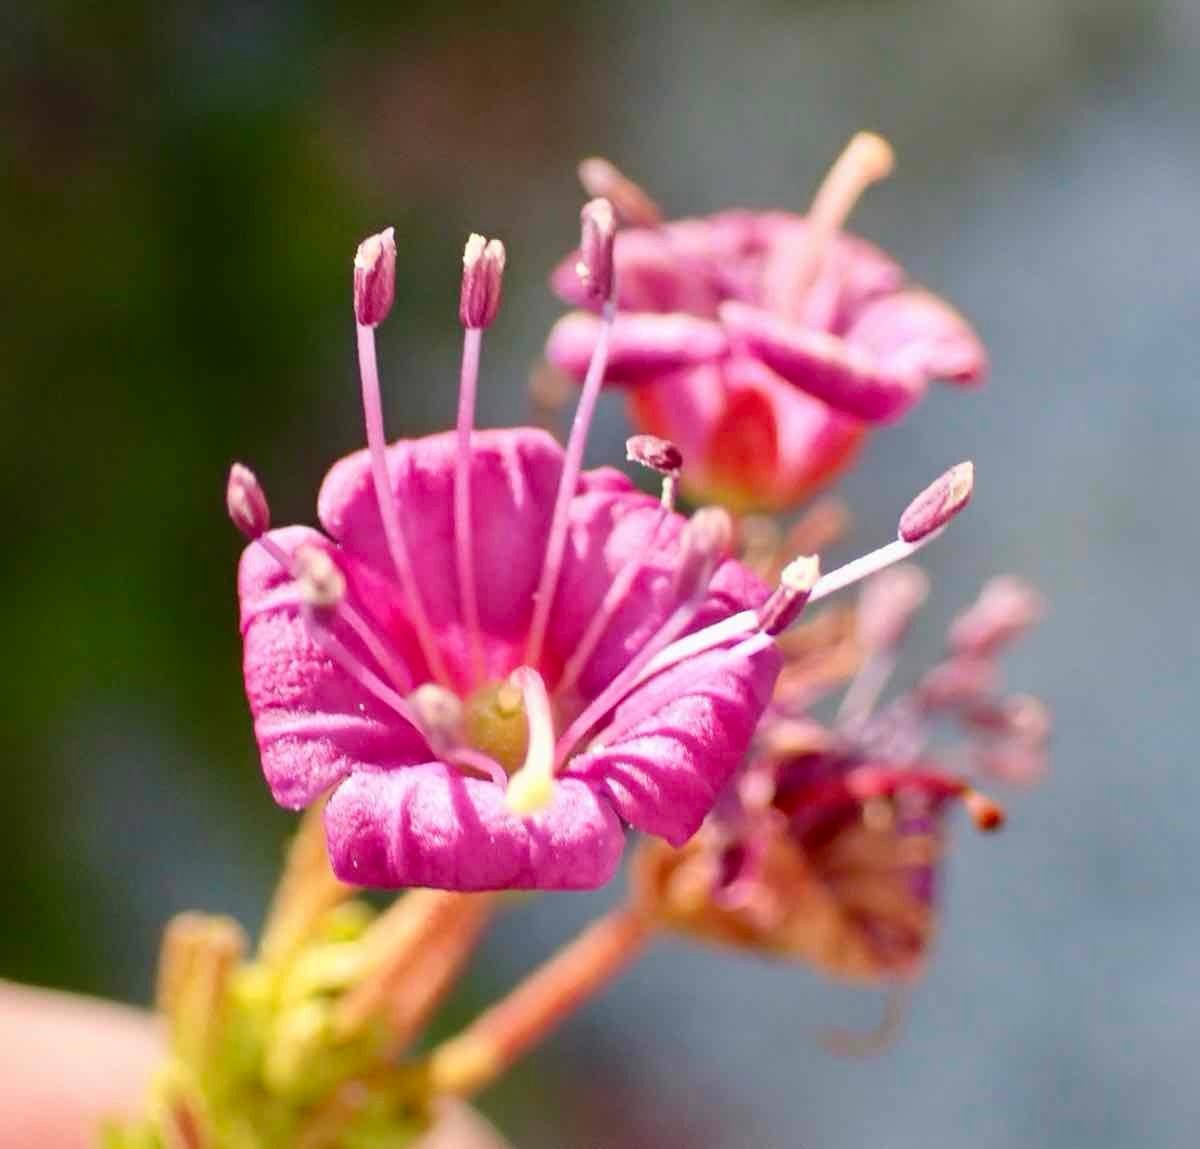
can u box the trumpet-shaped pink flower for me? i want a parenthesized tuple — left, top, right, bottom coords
(546, 135, 986, 511)
(233, 223, 793, 891)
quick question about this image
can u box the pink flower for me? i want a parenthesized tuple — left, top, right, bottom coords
(546, 135, 986, 511)
(232, 224, 792, 891)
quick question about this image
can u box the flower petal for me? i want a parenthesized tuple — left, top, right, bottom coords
(567, 638, 782, 846)
(317, 428, 630, 686)
(238, 526, 429, 808)
(545, 310, 729, 386)
(719, 301, 924, 423)
(323, 763, 625, 890)
(846, 288, 987, 388)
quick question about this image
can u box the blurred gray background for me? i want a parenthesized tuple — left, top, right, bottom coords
(2, 1, 1197, 1146)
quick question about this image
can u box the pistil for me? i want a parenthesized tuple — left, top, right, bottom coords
(525, 200, 618, 668)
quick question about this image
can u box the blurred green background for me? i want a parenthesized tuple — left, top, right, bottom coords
(3, 2, 1198, 1146)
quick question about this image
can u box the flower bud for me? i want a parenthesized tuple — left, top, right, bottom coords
(226, 463, 271, 539)
(576, 197, 616, 301)
(577, 156, 662, 226)
(898, 461, 974, 543)
(353, 227, 396, 327)
(856, 564, 929, 652)
(459, 234, 506, 329)
(949, 575, 1045, 657)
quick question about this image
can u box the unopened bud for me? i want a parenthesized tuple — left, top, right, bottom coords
(577, 156, 662, 227)
(226, 463, 271, 539)
(674, 507, 734, 599)
(898, 461, 974, 543)
(759, 554, 821, 636)
(577, 197, 616, 301)
(856, 564, 929, 651)
(459, 233, 506, 329)
(294, 546, 346, 610)
(949, 575, 1045, 658)
(917, 656, 995, 709)
(353, 227, 396, 327)
(626, 434, 682, 475)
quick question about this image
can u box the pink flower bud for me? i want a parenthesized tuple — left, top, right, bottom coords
(226, 463, 270, 539)
(949, 575, 1044, 658)
(459, 234, 506, 329)
(577, 197, 616, 302)
(626, 434, 682, 475)
(353, 227, 396, 327)
(898, 461, 974, 543)
(577, 156, 662, 227)
(856, 564, 929, 651)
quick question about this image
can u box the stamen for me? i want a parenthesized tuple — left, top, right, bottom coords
(226, 463, 270, 539)
(448, 747, 509, 788)
(589, 631, 775, 754)
(294, 548, 429, 743)
(356, 309, 451, 687)
(505, 668, 558, 815)
(855, 565, 930, 653)
(786, 132, 895, 307)
(578, 156, 662, 227)
(458, 234, 506, 331)
(525, 234, 619, 668)
(897, 462, 974, 544)
(576, 198, 616, 302)
(757, 555, 821, 636)
(353, 227, 396, 327)
(554, 506, 670, 699)
(961, 787, 1006, 832)
(626, 434, 683, 510)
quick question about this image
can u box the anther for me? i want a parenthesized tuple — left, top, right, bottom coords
(577, 156, 662, 227)
(627, 434, 683, 508)
(626, 434, 682, 476)
(353, 227, 396, 327)
(293, 546, 346, 610)
(226, 463, 270, 540)
(898, 461, 974, 543)
(577, 198, 616, 302)
(459, 234, 506, 330)
(758, 555, 821, 636)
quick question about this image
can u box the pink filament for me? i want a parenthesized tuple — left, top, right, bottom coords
(455, 326, 485, 685)
(586, 631, 774, 754)
(554, 505, 670, 698)
(553, 581, 714, 767)
(356, 322, 452, 687)
(301, 605, 430, 745)
(524, 297, 617, 668)
(254, 535, 412, 693)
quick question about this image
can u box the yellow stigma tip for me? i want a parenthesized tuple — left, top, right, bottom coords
(505, 769, 554, 816)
